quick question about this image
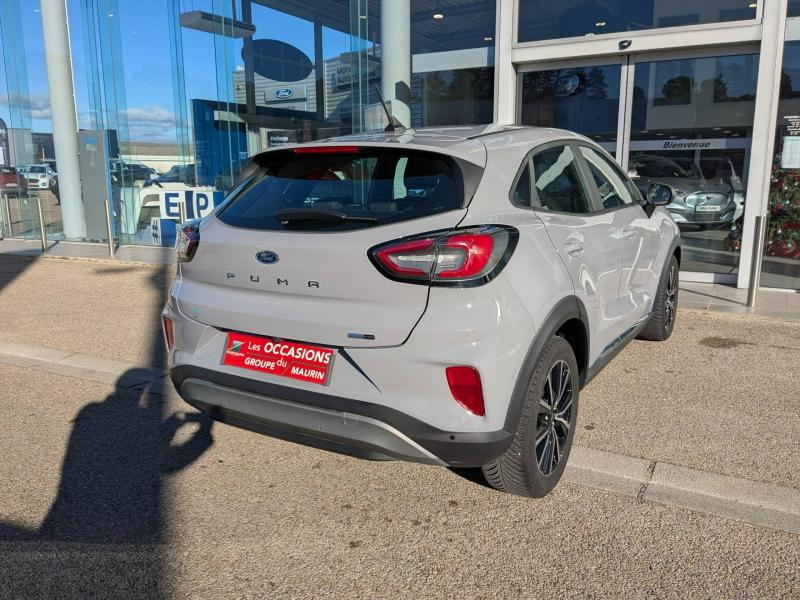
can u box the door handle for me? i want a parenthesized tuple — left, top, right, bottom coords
(622, 226, 637, 240)
(563, 236, 585, 257)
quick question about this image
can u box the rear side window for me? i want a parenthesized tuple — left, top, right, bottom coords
(532, 145, 591, 214)
(512, 164, 531, 206)
(217, 148, 472, 231)
(578, 146, 636, 209)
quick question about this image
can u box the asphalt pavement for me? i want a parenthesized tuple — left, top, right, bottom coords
(0, 254, 798, 599)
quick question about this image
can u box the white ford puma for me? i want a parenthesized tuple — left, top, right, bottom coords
(163, 125, 680, 497)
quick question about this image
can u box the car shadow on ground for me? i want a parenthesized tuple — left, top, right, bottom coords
(0, 260, 214, 597)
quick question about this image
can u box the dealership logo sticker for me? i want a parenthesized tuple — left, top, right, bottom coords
(255, 250, 279, 265)
(274, 88, 294, 99)
(221, 332, 336, 385)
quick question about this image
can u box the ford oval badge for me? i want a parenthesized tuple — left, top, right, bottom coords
(274, 88, 294, 99)
(255, 251, 279, 265)
(554, 73, 580, 97)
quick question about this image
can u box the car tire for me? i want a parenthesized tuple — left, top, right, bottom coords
(637, 255, 679, 342)
(482, 335, 579, 498)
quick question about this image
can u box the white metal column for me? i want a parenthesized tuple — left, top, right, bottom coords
(737, 0, 789, 289)
(494, 0, 516, 124)
(380, 0, 411, 127)
(40, 0, 85, 240)
(616, 57, 634, 170)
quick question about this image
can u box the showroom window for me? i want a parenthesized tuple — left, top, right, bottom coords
(517, 0, 758, 44)
(760, 39, 800, 289)
(409, 0, 496, 127)
(628, 53, 759, 278)
(519, 64, 621, 154)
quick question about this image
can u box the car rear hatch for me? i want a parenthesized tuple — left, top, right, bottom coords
(175, 143, 485, 348)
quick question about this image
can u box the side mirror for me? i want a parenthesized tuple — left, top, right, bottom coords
(648, 183, 672, 206)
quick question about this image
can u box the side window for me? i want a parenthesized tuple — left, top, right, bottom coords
(579, 146, 635, 209)
(531, 145, 591, 214)
(512, 163, 531, 206)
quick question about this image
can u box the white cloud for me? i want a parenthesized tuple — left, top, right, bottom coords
(123, 105, 180, 142)
(29, 95, 51, 120)
(0, 92, 51, 120)
(0, 96, 180, 143)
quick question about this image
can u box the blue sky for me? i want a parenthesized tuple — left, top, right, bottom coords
(1, 0, 351, 143)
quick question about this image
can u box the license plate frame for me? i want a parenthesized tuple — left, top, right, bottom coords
(221, 331, 336, 386)
(695, 205, 721, 212)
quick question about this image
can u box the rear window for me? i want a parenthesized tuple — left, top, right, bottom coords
(217, 148, 475, 231)
(0, 167, 16, 174)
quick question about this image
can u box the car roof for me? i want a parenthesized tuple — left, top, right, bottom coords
(257, 125, 586, 166)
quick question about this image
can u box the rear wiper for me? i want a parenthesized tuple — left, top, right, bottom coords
(276, 208, 378, 224)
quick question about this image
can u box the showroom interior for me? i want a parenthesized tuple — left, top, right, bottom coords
(0, 0, 799, 292)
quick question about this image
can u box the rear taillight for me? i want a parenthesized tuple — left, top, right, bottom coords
(369, 225, 517, 286)
(162, 316, 174, 351)
(175, 220, 201, 263)
(446, 366, 485, 416)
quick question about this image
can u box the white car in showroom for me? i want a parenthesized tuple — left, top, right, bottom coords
(18, 164, 56, 190)
(162, 125, 680, 498)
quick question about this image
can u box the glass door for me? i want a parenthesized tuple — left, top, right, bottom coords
(760, 24, 800, 290)
(517, 47, 760, 280)
(627, 50, 759, 279)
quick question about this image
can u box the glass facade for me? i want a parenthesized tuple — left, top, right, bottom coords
(1, 0, 496, 247)
(629, 53, 758, 276)
(517, 0, 758, 44)
(761, 38, 800, 289)
(0, 1, 57, 242)
(519, 64, 621, 153)
(0, 0, 799, 293)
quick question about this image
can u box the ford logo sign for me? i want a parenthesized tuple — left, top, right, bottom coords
(274, 88, 294, 99)
(255, 251, 279, 265)
(554, 73, 581, 97)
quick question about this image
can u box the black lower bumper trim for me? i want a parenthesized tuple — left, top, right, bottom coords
(170, 365, 513, 468)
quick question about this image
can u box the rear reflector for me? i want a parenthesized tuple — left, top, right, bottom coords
(445, 366, 485, 417)
(293, 145, 359, 154)
(162, 316, 175, 352)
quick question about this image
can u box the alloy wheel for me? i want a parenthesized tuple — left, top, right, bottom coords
(665, 265, 678, 331)
(535, 360, 573, 476)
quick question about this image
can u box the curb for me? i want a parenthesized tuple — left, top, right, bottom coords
(565, 447, 800, 534)
(1, 340, 799, 535)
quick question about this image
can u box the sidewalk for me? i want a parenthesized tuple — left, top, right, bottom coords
(0, 337, 797, 534)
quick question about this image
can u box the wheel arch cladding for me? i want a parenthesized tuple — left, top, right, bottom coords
(555, 318, 588, 383)
(502, 296, 589, 433)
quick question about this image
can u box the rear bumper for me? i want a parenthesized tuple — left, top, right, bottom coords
(170, 365, 513, 468)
